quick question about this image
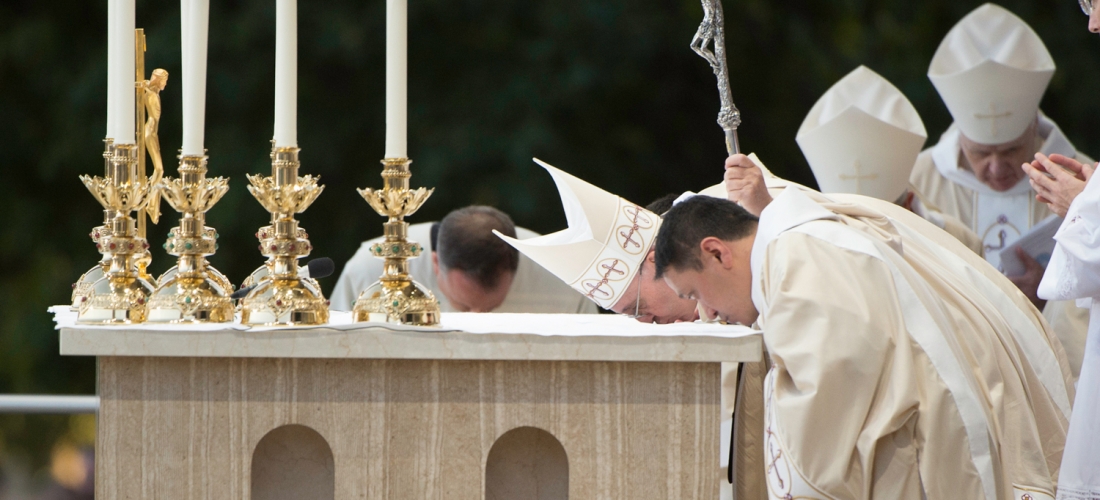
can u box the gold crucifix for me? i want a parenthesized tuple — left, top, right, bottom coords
(838, 161, 878, 193)
(974, 102, 1012, 137)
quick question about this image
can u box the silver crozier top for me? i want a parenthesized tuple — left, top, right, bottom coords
(690, 0, 741, 155)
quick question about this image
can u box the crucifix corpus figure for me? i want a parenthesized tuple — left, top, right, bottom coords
(141, 68, 168, 224)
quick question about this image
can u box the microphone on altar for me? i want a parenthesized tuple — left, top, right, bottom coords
(231, 257, 334, 299)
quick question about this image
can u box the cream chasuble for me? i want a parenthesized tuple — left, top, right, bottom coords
(331, 223, 597, 314)
(747, 187, 1070, 500)
(1037, 175, 1100, 499)
(705, 158, 977, 500)
(910, 115, 1093, 377)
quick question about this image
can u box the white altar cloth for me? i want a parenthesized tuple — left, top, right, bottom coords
(53, 306, 762, 363)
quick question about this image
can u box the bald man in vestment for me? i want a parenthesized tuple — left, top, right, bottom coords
(332, 206, 596, 314)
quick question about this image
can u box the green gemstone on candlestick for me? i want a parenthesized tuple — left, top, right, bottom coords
(391, 245, 400, 253)
(185, 242, 193, 250)
(184, 296, 191, 304)
(392, 300, 399, 307)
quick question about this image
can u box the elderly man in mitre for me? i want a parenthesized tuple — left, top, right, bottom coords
(910, 3, 1092, 376)
(655, 154, 1073, 498)
(797, 65, 982, 254)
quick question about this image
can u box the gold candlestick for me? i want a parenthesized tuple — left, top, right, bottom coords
(70, 28, 160, 312)
(76, 144, 157, 323)
(352, 158, 440, 326)
(72, 140, 118, 310)
(239, 145, 329, 326)
(146, 154, 233, 322)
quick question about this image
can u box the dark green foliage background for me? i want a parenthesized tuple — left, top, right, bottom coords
(1, 0, 1098, 470)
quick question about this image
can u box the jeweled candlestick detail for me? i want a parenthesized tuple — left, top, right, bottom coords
(352, 157, 440, 326)
(146, 153, 233, 323)
(239, 146, 328, 326)
(76, 144, 157, 323)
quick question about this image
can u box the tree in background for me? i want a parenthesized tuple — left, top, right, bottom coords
(0, 0, 1096, 481)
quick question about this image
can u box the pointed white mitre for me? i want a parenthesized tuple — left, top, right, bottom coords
(494, 159, 661, 308)
(796, 65, 927, 202)
(928, 3, 1054, 145)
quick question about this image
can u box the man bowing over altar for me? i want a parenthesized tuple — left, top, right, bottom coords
(910, 3, 1093, 377)
(656, 156, 1072, 499)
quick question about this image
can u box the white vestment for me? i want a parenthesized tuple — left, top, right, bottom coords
(331, 223, 597, 314)
(704, 161, 982, 500)
(910, 114, 1093, 378)
(747, 187, 1071, 499)
(1038, 175, 1100, 499)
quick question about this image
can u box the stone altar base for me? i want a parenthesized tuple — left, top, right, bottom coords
(98, 357, 719, 499)
(55, 310, 761, 499)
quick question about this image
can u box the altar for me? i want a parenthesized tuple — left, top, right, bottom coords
(54, 308, 760, 499)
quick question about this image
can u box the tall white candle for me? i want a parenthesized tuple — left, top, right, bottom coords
(109, 0, 135, 144)
(181, 0, 209, 156)
(105, 0, 116, 138)
(180, 0, 191, 151)
(274, 0, 297, 148)
(180, 0, 189, 83)
(385, 0, 407, 158)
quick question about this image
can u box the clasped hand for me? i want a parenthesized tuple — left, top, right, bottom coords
(1023, 153, 1095, 218)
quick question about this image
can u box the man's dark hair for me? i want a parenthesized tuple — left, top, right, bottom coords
(436, 206, 520, 289)
(654, 196, 758, 278)
(645, 193, 681, 216)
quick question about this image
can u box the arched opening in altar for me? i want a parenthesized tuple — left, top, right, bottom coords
(251, 424, 335, 500)
(485, 426, 569, 500)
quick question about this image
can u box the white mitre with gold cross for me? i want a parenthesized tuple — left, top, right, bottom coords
(494, 159, 660, 309)
(928, 3, 1053, 145)
(797, 65, 927, 202)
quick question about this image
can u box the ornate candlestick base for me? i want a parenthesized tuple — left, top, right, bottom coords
(239, 146, 329, 326)
(237, 223, 322, 292)
(147, 154, 234, 323)
(155, 227, 233, 292)
(73, 141, 118, 310)
(352, 158, 440, 326)
(77, 143, 156, 324)
(354, 275, 440, 325)
(73, 140, 159, 308)
(72, 213, 113, 310)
